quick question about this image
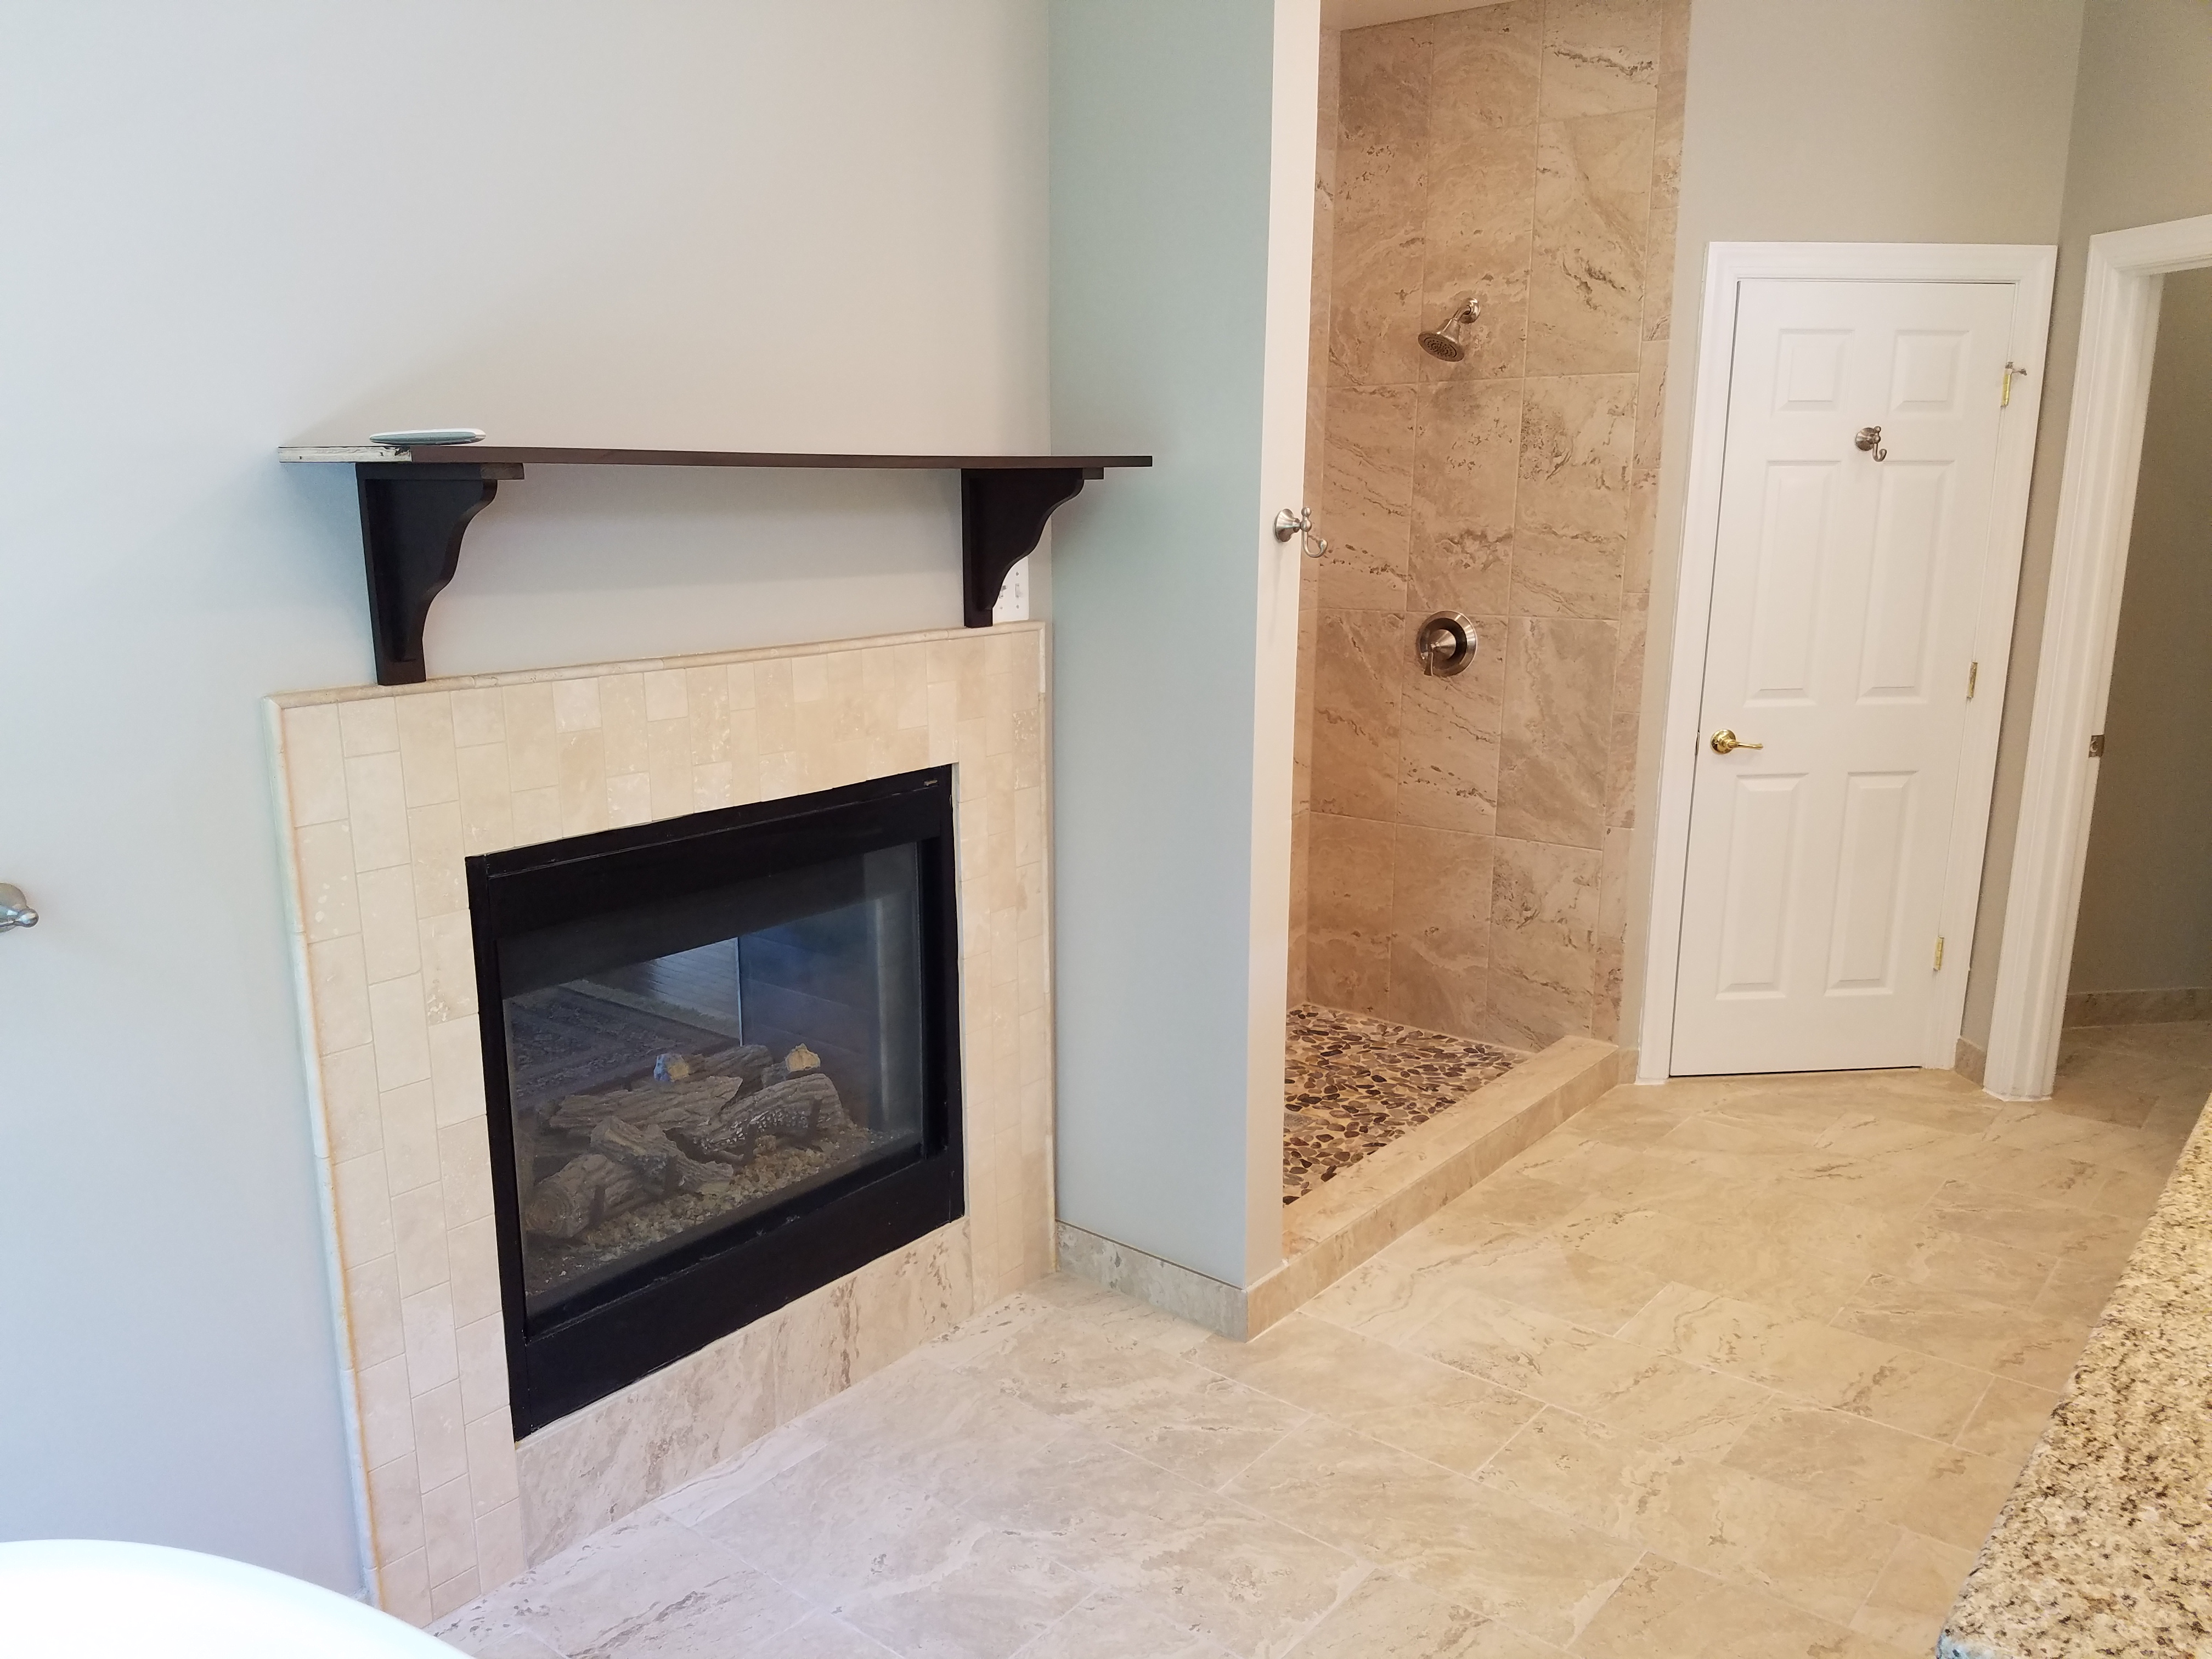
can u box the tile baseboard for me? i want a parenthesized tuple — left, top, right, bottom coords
(1955, 1034, 1989, 1086)
(1058, 1036, 1627, 1341)
(2063, 987, 2212, 1028)
(1053, 1223, 1250, 1339)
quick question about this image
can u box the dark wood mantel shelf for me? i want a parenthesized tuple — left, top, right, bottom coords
(279, 444, 1152, 686)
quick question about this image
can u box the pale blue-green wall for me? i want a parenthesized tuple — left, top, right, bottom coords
(1048, 1, 1284, 1285)
(0, 0, 1047, 1592)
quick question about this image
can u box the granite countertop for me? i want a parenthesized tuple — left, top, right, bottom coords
(1941, 1107, 2212, 1658)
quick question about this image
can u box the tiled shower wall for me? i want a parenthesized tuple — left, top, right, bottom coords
(1293, 0, 1684, 1051)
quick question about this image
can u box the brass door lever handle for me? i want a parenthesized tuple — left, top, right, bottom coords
(1709, 729, 1763, 755)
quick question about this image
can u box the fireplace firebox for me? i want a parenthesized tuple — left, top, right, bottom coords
(468, 766, 963, 1434)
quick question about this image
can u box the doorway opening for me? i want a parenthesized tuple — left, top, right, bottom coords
(1986, 214, 2212, 1100)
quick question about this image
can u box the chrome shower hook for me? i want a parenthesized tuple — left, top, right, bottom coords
(0, 884, 38, 932)
(1273, 506, 1328, 560)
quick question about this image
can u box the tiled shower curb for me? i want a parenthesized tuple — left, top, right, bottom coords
(1058, 1036, 1629, 1341)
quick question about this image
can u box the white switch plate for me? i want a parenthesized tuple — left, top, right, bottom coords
(992, 556, 1030, 623)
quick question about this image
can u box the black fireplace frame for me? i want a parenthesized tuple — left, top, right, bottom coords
(467, 765, 964, 1436)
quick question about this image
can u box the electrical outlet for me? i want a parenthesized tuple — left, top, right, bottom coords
(992, 556, 1030, 623)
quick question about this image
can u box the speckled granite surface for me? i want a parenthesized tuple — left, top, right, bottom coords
(1281, 1005, 1520, 1204)
(1941, 1099, 2212, 1659)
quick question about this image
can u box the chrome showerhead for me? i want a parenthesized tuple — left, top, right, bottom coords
(1418, 297, 1481, 362)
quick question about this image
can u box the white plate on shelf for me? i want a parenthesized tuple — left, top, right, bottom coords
(368, 428, 484, 447)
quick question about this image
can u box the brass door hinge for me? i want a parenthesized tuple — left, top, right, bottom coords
(2090, 732, 2106, 758)
(1934, 936, 1946, 971)
(1967, 660, 1979, 699)
(2002, 362, 2032, 407)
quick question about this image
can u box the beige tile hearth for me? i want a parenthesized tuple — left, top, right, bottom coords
(437, 1030, 2209, 1659)
(268, 623, 1054, 1623)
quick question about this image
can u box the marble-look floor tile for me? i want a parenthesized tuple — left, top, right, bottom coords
(952, 1308, 1308, 1489)
(1444, 1167, 1588, 1234)
(1571, 1554, 1905, 1659)
(1718, 1401, 1954, 1527)
(432, 1609, 567, 1659)
(1007, 1273, 1217, 1358)
(1919, 1181, 2142, 1266)
(1229, 1419, 1640, 1645)
(1617, 1284, 1990, 1441)
(2031, 1259, 2125, 1329)
(1283, 1569, 1559, 1658)
(654, 1419, 827, 1527)
(1403, 1286, 1768, 1458)
(1850, 1531, 1977, 1655)
(1193, 1313, 1538, 1475)
(1952, 1375, 2060, 1467)
(776, 1355, 1081, 1516)
(1018, 1589, 1232, 1659)
(1899, 1441, 2018, 1553)
(702, 1453, 1090, 1659)
(1545, 1193, 1887, 1323)
(504, 1508, 811, 1659)
(1830, 1277, 2089, 1392)
(433, 1038, 2200, 1659)
(752, 1612, 904, 1659)
(1940, 1141, 2107, 1207)
(1477, 1410, 1897, 1625)
(1882, 1224, 2056, 1312)
(1413, 1210, 1667, 1330)
(971, 1434, 1367, 1659)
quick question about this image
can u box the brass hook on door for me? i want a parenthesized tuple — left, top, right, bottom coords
(1854, 426, 1888, 462)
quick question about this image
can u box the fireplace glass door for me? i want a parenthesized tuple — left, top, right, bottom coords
(470, 766, 961, 1432)
(501, 843, 926, 1314)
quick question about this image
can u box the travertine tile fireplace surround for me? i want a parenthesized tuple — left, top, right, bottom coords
(268, 623, 1051, 1623)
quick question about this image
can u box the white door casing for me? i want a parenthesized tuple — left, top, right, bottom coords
(1640, 244, 2056, 1084)
(1671, 279, 2013, 1075)
(1984, 213, 2212, 1101)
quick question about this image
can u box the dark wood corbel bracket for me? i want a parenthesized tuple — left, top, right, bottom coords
(283, 446, 1149, 685)
(959, 466, 1099, 628)
(355, 461, 523, 686)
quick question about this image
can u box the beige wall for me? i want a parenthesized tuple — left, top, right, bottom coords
(1963, 0, 2212, 1042)
(1640, 0, 2088, 1053)
(2066, 266, 2212, 997)
(1296, 0, 1686, 1051)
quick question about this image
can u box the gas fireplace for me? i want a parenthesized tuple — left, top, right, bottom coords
(468, 766, 963, 1434)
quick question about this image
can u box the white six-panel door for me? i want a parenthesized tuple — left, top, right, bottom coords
(1671, 279, 2015, 1074)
